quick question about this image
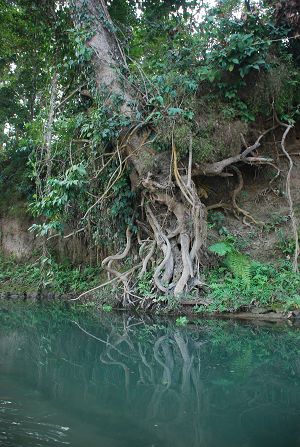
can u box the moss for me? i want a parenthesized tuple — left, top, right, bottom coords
(154, 99, 247, 164)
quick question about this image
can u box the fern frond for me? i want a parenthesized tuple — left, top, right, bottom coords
(208, 241, 234, 256)
(226, 252, 251, 286)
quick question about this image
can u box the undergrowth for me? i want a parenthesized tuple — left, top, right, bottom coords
(1, 251, 300, 315)
(0, 255, 100, 294)
(199, 260, 300, 313)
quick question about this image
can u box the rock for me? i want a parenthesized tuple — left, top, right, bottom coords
(250, 307, 270, 314)
(26, 292, 38, 301)
(288, 309, 300, 320)
(10, 294, 23, 300)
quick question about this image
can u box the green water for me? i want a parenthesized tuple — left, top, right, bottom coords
(0, 305, 300, 447)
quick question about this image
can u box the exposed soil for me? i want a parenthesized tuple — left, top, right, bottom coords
(202, 125, 300, 264)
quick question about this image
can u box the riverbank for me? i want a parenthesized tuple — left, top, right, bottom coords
(1, 290, 300, 325)
(1, 249, 300, 321)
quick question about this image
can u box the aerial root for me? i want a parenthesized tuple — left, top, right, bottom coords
(143, 173, 206, 296)
(139, 240, 156, 278)
(275, 118, 299, 272)
(146, 205, 173, 293)
(102, 226, 135, 304)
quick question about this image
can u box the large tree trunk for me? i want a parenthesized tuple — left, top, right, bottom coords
(72, 0, 207, 301)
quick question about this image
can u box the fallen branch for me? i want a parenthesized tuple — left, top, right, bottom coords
(192, 126, 278, 176)
(70, 263, 141, 301)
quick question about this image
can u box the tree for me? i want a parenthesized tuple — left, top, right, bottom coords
(71, 0, 208, 299)
(70, 0, 300, 302)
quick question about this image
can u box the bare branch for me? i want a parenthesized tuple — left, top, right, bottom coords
(192, 126, 278, 176)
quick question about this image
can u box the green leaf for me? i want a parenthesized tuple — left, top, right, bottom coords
(208, 242, 234, 256)
(167, 107, 183, 116)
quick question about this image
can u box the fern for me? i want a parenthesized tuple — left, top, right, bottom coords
(208, 241, 234, 256)
(226, 252, 251, 286)
(209, 239, 251, 286)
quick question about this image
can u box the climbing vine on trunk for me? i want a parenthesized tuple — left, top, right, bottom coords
(68, 0, 299, 303)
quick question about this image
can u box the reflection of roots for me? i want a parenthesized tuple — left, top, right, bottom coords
(102, 318, 206, 430)
(74, 314, 208, 444)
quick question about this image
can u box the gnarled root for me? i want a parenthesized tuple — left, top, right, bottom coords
(102, 227, 134, 305)
(97, 137, 208, 304)
(141, 176, 207, 298)
(101, 178, 207, 305)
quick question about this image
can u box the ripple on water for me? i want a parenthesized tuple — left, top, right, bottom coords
(0, 399, 70, 446)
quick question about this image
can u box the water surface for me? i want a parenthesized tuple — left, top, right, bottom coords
(0, 303, 300, 447)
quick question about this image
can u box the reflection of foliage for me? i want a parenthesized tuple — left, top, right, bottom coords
(1, 305, 300, 447)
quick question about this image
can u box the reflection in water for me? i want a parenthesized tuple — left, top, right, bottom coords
(0, 306, 300, 447)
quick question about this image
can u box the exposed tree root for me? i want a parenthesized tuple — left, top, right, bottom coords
(230, 166, 265, 227)
(139, 240, 156, 278)
(99, 157, 207, 303)
(206, 202, 232, 211)
(101, 227, 135, 304)
(71, 3, 298, 306)
(146, 205, 173, 293)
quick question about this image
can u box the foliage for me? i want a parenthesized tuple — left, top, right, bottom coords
(1, 0, 300, 308)
(208, 241, 235, 256)
(208, 211, 230, 236)
(175, 316, 189, 326)
(29, 163, 88, 236)
(137, 271, 155, 298)
(276, 229, 298, 256)
(264, 212, 289, 233)
(1, 0, 299, 232)
(0, 254, 100, 294)
(198, 260, 300, 313)
(208, 239, 251, 286)
(102, 304, 113, 313)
